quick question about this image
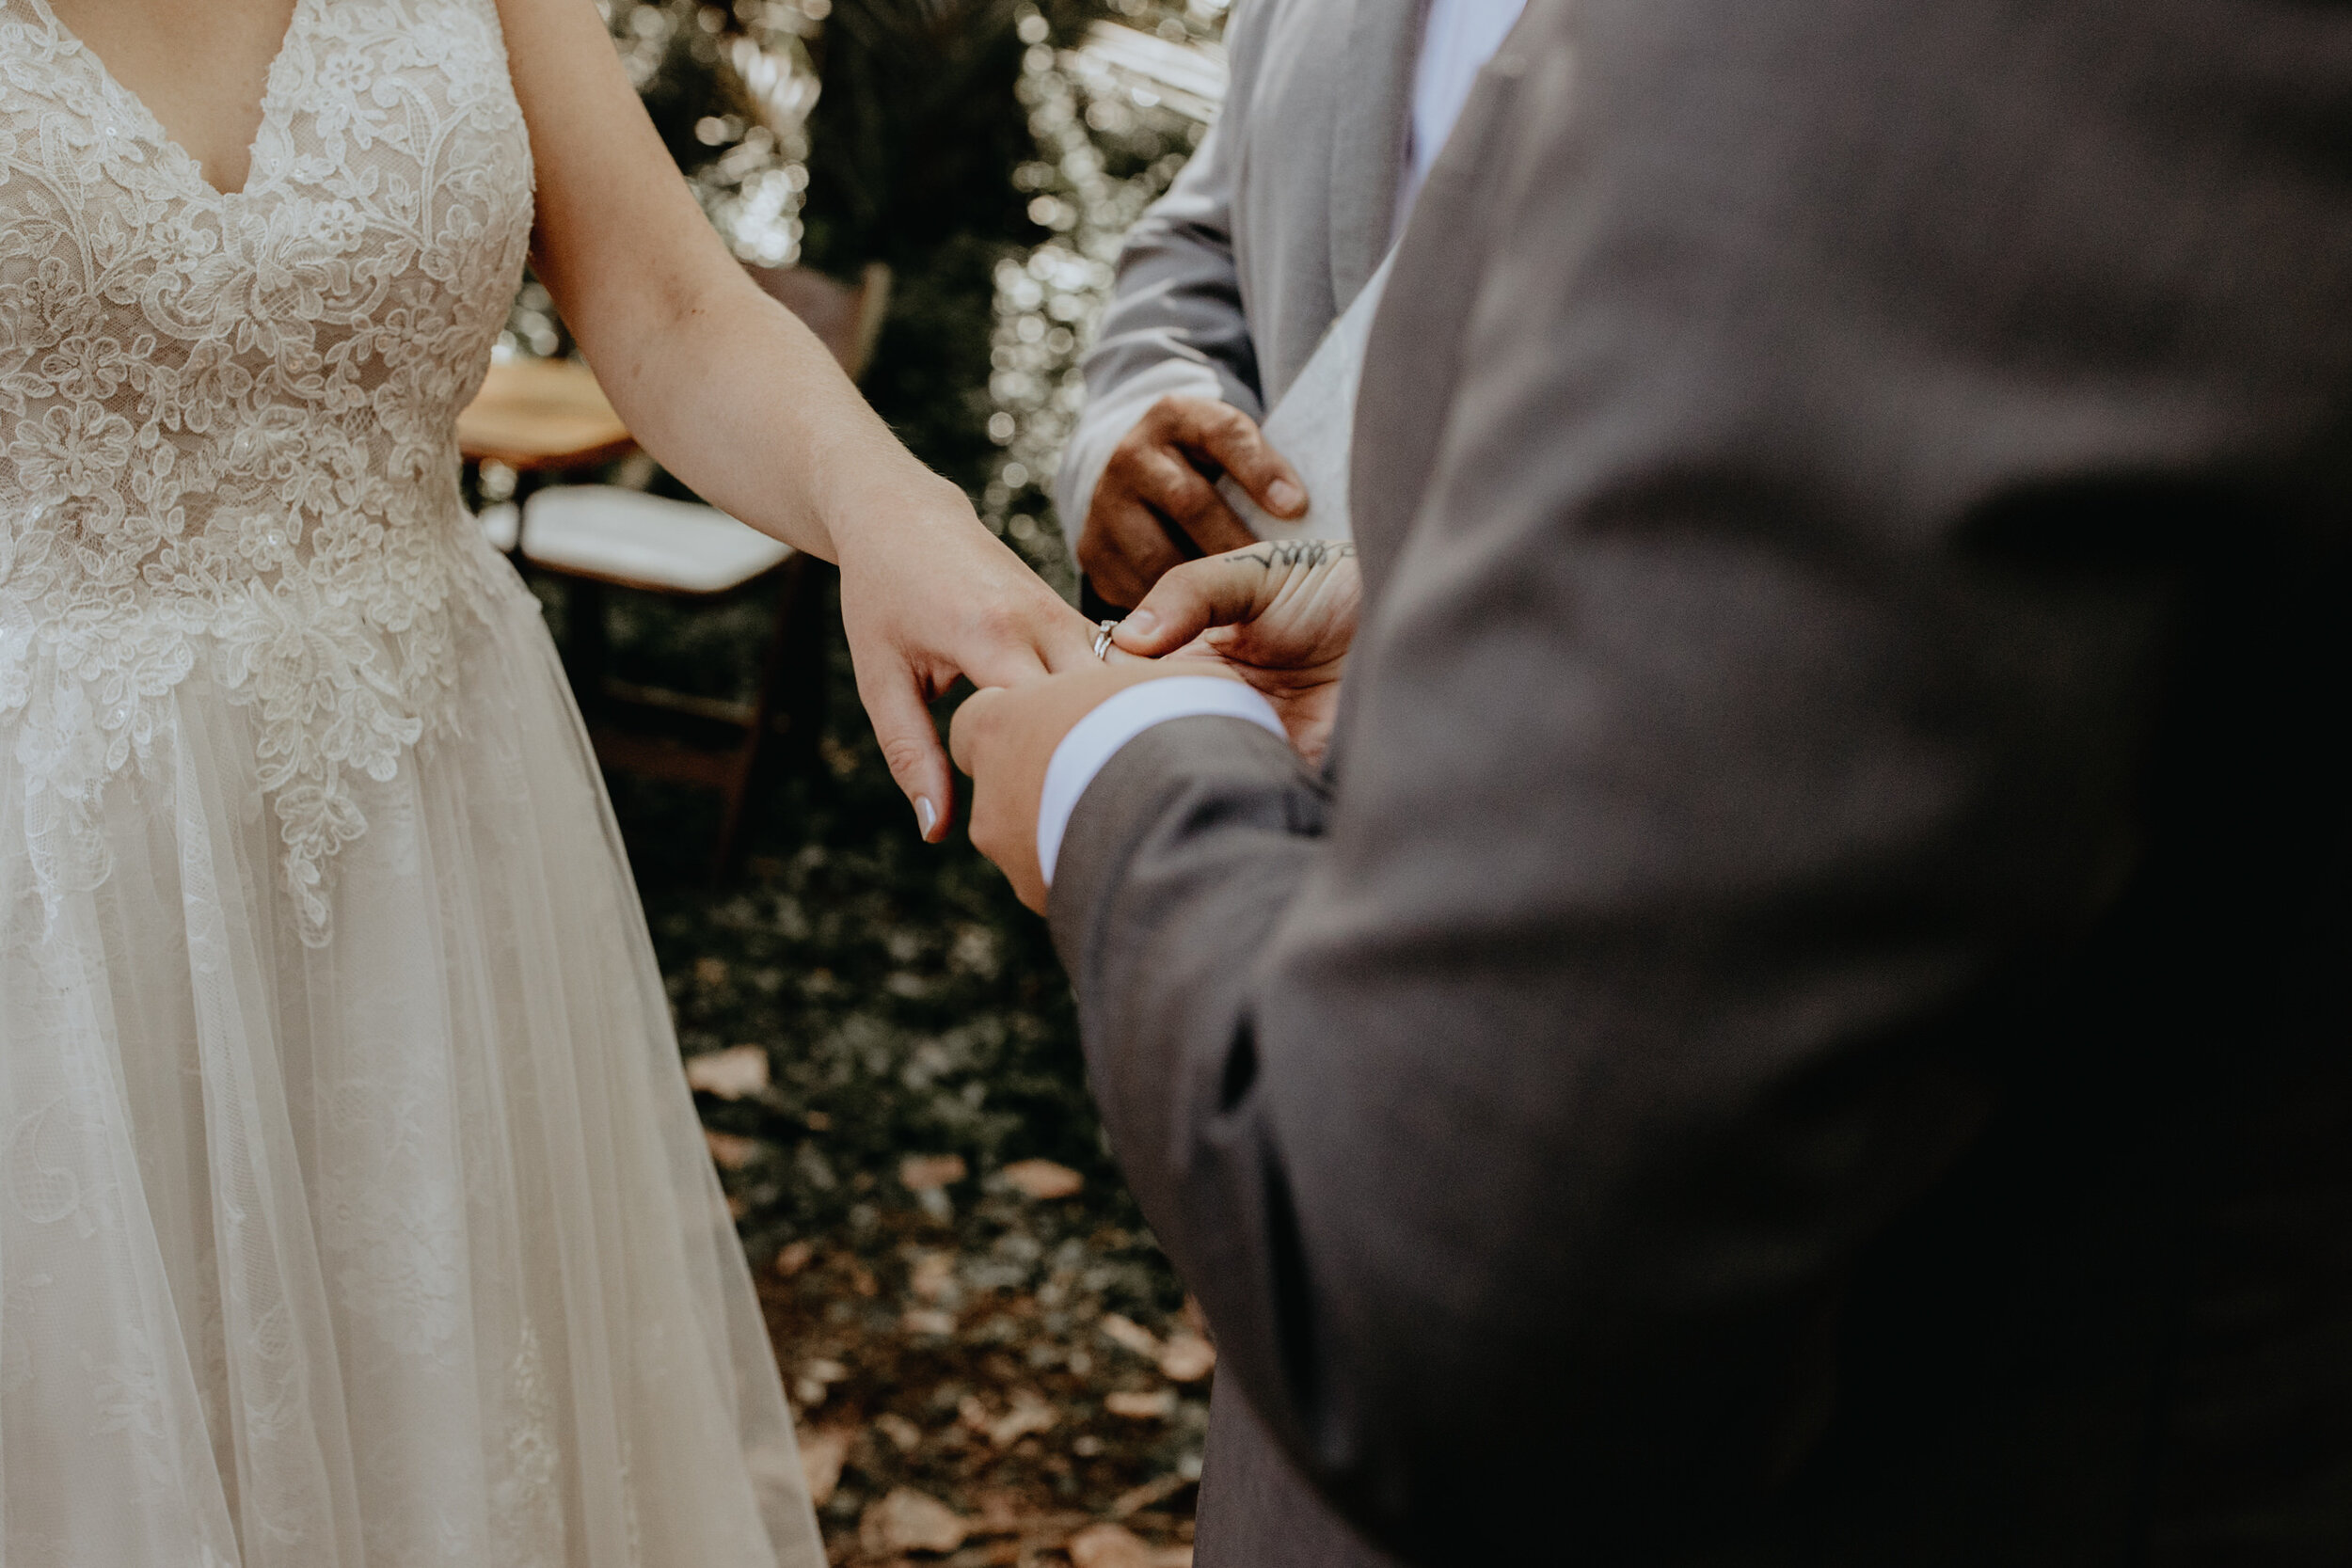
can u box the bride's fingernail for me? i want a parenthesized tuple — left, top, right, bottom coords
(1267, 480, 1305, 514)
(915, 798, 937, 839)
(1121, 610, 1158, 641)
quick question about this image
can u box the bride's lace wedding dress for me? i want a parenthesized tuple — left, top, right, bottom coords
(0, 0, 821, 1562)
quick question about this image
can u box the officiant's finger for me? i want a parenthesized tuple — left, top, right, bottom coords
(1127, 449, 1256, 558)
(858, 663, 955, 843)
(1171, 497, 1257, 559)
(1173, 403, 1308, 521)
(1079, 502, 1186, 609)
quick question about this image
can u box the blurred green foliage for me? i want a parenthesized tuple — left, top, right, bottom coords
(797, 0, 1079, 498)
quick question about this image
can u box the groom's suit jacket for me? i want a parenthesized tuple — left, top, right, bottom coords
(1049, 0, 2352, 1562)
(1052, 0, 1423, 549)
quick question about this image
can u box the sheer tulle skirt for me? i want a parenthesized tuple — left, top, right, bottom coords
(0, 555, 819, 1568)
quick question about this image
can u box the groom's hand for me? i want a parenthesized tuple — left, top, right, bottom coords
(1081, 396, 1308, 607)
(1110, 540, 1359, 765)
(951, 660, 1235, 911)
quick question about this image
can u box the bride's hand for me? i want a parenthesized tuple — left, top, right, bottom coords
(487, 0, 1095, 841)
(833, 476, 1098, 839)
(1108, 540, 1359, 764)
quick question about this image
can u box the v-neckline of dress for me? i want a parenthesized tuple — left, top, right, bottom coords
(26, 0, 313, 203)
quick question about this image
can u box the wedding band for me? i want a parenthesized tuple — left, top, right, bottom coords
(1091, 618, 1120, 660)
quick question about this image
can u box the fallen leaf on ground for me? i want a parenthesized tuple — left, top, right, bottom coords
(899, 1153, 968, 1192)
(970, 1491, 1026, 1532)
(704, 1131, 763, 1170)
(791, 1357, 848, 1410)
(774, 1241, 813, 1276)
(903, 1307, 957, 1337)
(1099, 1314, 1161, 1360)
(1108, 1473, 1193, 1519)
(1068, 1523, 1152, 1568)
(796, 1428, 849, 1506)
(874, 1412, 923, 1451)
(1068, 1522, 1191, 1568)
(685, 1044, 771, 1100)
(910, 1250, 956, 1301)
(1000, 1158, 1085, 1199)
(986, 1388, 1059, 1448)
(1104, 1387, 1176, 1420)
(861, 1487, 970, 1556)
(1154, 1332, 1216, 1383)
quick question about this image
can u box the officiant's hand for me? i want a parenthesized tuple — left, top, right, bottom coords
(1082, 395, 1309, 607)
(1110, 540, 1359, 765)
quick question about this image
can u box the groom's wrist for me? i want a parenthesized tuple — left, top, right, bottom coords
(1037, 673, 1285, 888)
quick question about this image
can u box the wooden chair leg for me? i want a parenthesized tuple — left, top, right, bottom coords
(710, 556, 812, 882)
(564, 576, 610, 725)
(779, 560, 833, 774)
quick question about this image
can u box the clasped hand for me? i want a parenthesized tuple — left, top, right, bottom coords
(952, 540, 1361, 911)
(1078, 394, 1309, 608)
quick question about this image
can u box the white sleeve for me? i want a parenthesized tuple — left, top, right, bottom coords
(1037, 675, 1289, 887)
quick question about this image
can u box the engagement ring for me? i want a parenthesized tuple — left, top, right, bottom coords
(1091, 618, 1120, 660)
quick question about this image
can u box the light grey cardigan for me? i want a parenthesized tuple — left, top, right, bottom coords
(1052, 0, 1424, 547)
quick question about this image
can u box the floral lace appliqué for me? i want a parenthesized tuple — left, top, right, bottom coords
(0, 0, 533, 942)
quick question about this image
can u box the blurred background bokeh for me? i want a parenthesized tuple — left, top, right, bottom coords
(480, 2, 1236, 1560)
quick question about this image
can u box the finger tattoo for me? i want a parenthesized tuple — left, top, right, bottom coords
(1234, 541, 1355, 570)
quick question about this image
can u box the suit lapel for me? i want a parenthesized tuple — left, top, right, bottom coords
(1348, 23, 1530, 588)
(1325, 0, 1426, 311)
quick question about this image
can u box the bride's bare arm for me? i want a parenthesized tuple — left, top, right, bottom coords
(491, 0, 1093, 837)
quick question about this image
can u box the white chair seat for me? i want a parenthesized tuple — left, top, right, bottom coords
(520, 485, 793, 594)
(478, 500, 520, 553)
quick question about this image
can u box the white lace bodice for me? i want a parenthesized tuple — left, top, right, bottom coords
(0, 0, 533, 942)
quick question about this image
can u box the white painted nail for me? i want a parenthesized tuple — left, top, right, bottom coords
(916, 797, 937, 839)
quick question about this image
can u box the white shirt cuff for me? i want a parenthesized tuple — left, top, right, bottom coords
(1037, 675, 1288, 888)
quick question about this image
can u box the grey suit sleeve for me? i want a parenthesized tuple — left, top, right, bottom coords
(1039, 0, 2342, 1557)
(1052, 56, 1264, 546)
(1048, 540, 2113, 1560)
